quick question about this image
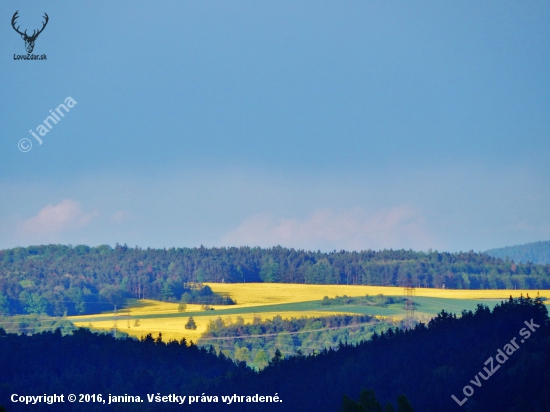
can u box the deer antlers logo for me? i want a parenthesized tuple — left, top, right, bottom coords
(11, 11, 49, 54)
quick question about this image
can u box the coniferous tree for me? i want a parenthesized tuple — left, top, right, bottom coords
(358, 389, 383, 411)
(340, 389, 383, 412)
(340, 394, 363, 412)
(185, 317, 197, 330)
(396, 395, 414, 412)
(270, 349, 283, 367)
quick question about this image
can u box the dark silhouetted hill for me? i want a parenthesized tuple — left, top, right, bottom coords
(1, 296, 548, 411)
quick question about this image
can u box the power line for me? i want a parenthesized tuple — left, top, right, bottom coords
(198, 321, 379, 342)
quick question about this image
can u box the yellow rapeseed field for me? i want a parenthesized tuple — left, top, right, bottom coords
(70, 283, 550, 343)
(70, 306, 349, 343)
(72, 314, 207, 343)
(206, 282, 550, 304)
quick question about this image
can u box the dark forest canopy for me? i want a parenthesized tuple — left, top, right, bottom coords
(0, 296, 548, 411)
(1, 244, 550, 316)
(0, 328, 250, 412)
(227, 295, 550, 412)
(486, 240, 550, 265)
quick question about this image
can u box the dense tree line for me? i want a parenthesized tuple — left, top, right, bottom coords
(486, 240, 550, 265)
(198, 314, 387, 369)
(0, 314, 74, 335)
(341, 389, 415, 412)
(320, 294, 407, 307)
(179, 283, 236, 305)
(1, 296, 548, 411)
(1, 244, 550, 316)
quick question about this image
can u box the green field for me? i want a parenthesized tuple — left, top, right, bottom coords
(68, 282, 527, 343)
(89, 296, 503, 320)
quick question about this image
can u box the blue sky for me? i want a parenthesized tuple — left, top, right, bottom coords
(1, 1, 549, 252)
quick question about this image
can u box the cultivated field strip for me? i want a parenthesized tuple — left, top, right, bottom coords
(69, 283, 550, 343)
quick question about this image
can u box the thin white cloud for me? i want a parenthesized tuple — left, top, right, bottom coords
(111, 210, 130, 223)
(221, 206, 436, 251)
(16, 199, 98, 238)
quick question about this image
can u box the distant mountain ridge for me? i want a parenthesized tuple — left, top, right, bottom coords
(485, 240, 550, 264)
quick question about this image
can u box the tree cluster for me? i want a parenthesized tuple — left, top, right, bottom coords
(0, 314, 74, 335)
(320, 294, 407, 307)
(341, 389, 414, 412)
(198, 314, 382, 369)
(179, 283, 235, 305)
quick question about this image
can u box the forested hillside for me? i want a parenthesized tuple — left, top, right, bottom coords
(486, 240, 550, 264)
(0, 329, 250, 412)
(1, 296, 548, 411)
(1, 244, 550, 316)
(227, 295, 550, 411)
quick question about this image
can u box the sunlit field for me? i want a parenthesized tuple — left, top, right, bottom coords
(207, 282, 550, 304)
(70, 306, 351, 343)
(69, 283, 550, 343)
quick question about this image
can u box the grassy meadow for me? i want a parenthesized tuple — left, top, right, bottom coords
(69, 283, 550, 343)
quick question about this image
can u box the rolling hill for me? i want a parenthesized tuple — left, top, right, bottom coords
(486, 240, 550, 264)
